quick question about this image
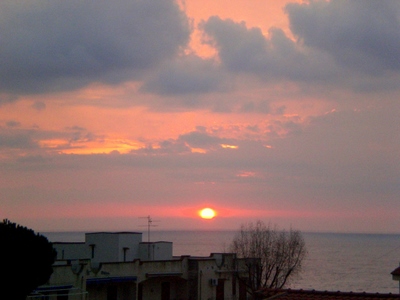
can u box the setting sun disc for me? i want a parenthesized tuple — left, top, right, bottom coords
(199, 208, 216, 219)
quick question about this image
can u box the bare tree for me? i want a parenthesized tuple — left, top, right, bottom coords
(231, 220, 307, 299)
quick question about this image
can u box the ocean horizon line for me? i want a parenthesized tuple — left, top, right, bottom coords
(41, 229, 400, 236)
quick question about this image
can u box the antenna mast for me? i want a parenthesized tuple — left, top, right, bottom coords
(146, 215, 152, 243)
(139, 215, 158, 243)
(139, 215, 159, 260)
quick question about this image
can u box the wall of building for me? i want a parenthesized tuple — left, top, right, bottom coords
(86, 233, 119, 262)
(85, 232, 142, 263)
(116, 232, 142, 262)
(136, 257, 188, 282)
(36, 232, 248, 300)
(53, 242, 89, 261)
(194, 253, 240, 300)
(139, 277, 187, 300)
(43, 262, 88, 299)
(87, 281, 136, 300)
(138, 241, 173, 261)
(39, 253, 246, 300)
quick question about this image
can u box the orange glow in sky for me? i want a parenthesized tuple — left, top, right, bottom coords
(1, 0, 399, 234)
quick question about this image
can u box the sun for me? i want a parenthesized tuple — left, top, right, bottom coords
(199, 208, 216, 219)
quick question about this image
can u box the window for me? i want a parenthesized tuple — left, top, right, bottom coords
(107, 285, 117, 300)
(161, 282, 170, 300)
(89, 244, 95, 259)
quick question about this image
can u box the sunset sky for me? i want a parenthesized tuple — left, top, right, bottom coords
(1, 0, 400, 233)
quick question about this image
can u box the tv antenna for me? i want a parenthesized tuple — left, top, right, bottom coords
(139, 215, 159, 243)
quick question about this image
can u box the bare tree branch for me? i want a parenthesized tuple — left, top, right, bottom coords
(230, 221, 307, 299)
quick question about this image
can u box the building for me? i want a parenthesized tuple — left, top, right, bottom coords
(391, 265, 400, 294)
(259, 265, 400, 300)
(257, 289, 400, 300)
(29, 232, 249, 300)
(30, 234, 400, 299)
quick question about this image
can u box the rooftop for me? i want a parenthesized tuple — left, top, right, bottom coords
(86, 232, 142, 235)
(391, 267, 400, 276)
(258, 289, 400, 300)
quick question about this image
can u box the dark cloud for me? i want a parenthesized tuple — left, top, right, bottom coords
(31, 102, 46, 111)
(200, 2, 400, 93)
(6, 121, 21, 128)
(0, 134, 37, 149)
(134, 130, 228, 155)
(239, 100, 271, 114)
(0, 0, 190, 95)
(0, 126, 98, 154)
(141, 55, 227, 95)
(201, 16, 336, 82)
(0, 94, 18, 105)
(178, 131, 223, 148)
(285, 0, 400, 75)
(66, 126, 86, 131)
(201, 17, 269, 72)
(2, 0, 399, 103)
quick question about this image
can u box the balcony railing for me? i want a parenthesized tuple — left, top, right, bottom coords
(27, 287, 88, 300)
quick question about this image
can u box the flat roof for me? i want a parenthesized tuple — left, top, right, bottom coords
(146, 272, 183, 278)
(53, 242, 85, 245)
(86, 232, 142, 235)
(140, 241, 172, 244)
(87, 276, 137, 285)
(258, 289, 400, 300)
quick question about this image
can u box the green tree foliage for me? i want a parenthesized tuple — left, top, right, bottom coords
(0, 219, 56, 299)
(231, 220, 307, 299)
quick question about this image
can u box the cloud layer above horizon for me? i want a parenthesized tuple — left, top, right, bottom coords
(1, 0, 399, 233)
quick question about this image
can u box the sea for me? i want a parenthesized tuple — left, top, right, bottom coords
(42, 231, 400, 294)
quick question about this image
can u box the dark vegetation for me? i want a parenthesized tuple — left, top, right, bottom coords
(0, 219, 56, 299)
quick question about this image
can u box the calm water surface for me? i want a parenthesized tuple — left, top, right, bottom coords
(43, 231, 400, 294)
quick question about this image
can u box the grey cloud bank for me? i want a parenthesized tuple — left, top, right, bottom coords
(286, 0, 400, 74)
(0, 0, 190, 95)
(1, 0, 400, 100)
(200, 0, 400, 93)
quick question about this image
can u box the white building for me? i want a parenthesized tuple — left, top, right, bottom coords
(29, 232, 249, 300)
